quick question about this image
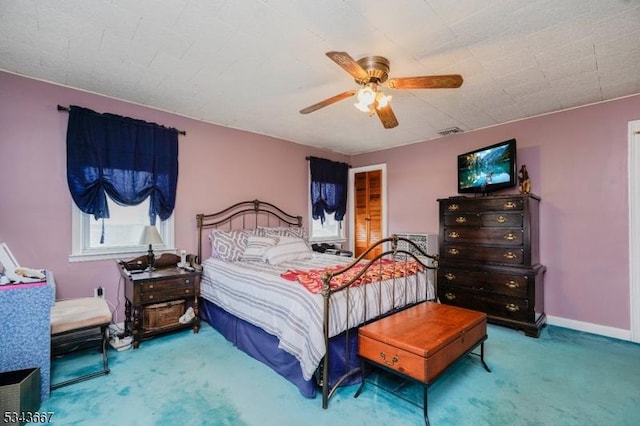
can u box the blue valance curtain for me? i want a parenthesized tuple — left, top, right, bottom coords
(66, 106, 179, 240)
(309, 156, 349, 224)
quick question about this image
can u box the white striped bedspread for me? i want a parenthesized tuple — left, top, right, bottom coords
(200, 253, 433, 381)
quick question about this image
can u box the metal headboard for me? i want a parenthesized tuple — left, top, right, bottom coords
(196, 199, 303, 263)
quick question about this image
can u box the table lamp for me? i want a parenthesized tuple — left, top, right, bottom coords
(139, 226, 163, 271)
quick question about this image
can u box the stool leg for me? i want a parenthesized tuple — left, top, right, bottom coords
(101, 324, 110, 374)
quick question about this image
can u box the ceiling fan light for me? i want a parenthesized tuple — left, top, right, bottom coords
(354, 100, 371, 112)
(356, 84, 376, 105)
(376, 92, 391, 108)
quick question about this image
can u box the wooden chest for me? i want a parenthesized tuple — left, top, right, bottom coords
(358, 302, 487, 383)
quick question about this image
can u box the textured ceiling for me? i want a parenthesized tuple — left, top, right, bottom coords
(1, 0, 639, 154)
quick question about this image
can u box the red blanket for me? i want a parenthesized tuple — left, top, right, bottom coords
(281, 258, 423, 294)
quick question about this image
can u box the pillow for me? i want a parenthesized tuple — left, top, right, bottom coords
(263, 236, 313, 265)
(241, 235, 279, 261)
(210, 229, 251, 262)
(256, 226, 308, 241)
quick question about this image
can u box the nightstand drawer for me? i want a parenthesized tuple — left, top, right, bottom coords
(140, 278, 196, 303)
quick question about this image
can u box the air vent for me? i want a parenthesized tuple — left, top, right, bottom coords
(437, 127, 463, 136)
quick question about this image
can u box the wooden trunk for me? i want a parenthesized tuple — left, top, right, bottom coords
(358, 302, 487, 383)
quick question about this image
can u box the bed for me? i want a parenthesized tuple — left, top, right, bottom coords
(196, 200, 438, 408)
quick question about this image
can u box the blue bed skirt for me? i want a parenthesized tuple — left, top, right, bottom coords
(199, 297, 361, 398)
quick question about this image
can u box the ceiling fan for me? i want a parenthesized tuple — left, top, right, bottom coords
(299, 51, 463, 129)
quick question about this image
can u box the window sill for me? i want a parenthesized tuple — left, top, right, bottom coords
(68, 248, 176, 263)
(309, 238, 346, 245)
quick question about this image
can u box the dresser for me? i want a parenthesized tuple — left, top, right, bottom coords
(437, 194, 546, 337)
(119, 259, 201, 349)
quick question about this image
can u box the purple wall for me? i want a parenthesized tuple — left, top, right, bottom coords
(352, 95, 640, 331)
(1, 70, 638, 333)
(0, 71, 346, 309)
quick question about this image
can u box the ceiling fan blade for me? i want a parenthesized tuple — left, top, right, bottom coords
(387, 74, 463, 90)
(299, 90, 356, 114)
(326, 51, 370, 81)
(375, 103, 399, 129)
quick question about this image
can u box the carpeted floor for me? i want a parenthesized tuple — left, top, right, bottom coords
(42, 321, 639, 426)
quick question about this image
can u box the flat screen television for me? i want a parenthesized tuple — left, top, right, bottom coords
(457, 138, 517, 194)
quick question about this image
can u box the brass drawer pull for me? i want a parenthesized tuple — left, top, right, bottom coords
(505, 280, 520, 289)
(504, 201, 517, 209)
(444, 273, 456, 281)
(448, 248, 459, 255)
(455, 216, 467, 223)
(505, 303, 520, 312)
(503, 251, 517, 259)
(379, 351, 399, 366)
(448, 204, 459, 211)
(496, 215, 507, 223)
(149, 284, 154, 289)
(444, 292, 456, 300)
(448, 231, 460, 239)
(504, 232, 518, 241)
(185, 279, 190, 284)
(184, 289, 191, 294)
(148, 295, 154, 299)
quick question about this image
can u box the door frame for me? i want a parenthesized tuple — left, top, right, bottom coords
(628, 119, 640, 343)
(348, 163, 388, 255)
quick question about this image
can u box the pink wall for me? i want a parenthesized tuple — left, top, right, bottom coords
(2, 69, 638, 332)
(352, 95, 640, 330)
(0, 71, 347, 313)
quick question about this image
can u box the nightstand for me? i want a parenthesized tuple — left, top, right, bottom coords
(118, 254, 201, 349)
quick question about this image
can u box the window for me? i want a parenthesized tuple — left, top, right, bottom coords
(308, 157, 349, 242)
(310, 212, 345, 242)
(70, 197, 174, 262)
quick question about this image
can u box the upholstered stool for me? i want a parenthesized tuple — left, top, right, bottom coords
(50, 297, 111, 390)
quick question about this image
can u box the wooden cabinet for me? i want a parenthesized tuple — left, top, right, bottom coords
(437, 194, 546, 337)
(119, 260, 201, 349)
(354, 169, 382, 259)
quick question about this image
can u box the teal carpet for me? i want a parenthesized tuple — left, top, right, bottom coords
(42, 322, 639, 426)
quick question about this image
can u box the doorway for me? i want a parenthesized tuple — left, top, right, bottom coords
(348, 164, 387, 259)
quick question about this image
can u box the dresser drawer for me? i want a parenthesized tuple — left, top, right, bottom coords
(438, 267, 529, 298)
(444, 212, 523, 228)
(442, 244, 524, 265)
(439, 285, 530, 322)
(443, 228, 523, 246)
(441, 197, 524, 213)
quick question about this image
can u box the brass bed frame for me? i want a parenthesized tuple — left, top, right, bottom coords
(196, 199, 439, 408)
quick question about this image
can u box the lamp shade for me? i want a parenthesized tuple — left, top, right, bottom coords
(139, 226, 163, 246)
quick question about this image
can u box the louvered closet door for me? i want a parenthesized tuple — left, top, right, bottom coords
(354, 169, 382, 260)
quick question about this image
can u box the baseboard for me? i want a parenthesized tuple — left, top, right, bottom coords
(547, 315, 631, 341)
